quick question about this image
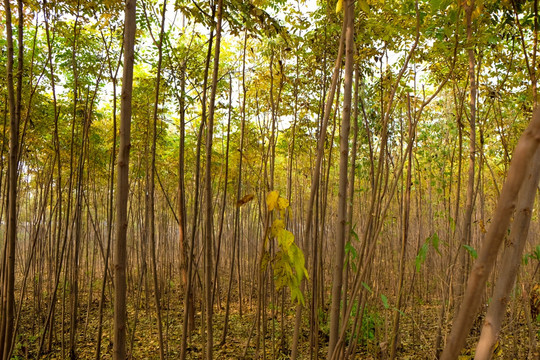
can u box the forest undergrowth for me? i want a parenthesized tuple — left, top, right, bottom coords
(12, 280, 539, 359)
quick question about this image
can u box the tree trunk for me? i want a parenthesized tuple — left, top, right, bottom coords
(180, 15, 214, 360)
(221, 29, 248, 347)
(440, 106, 540, 359)
(475, 148, 540, 359)
(291, 10, 346, 360)
(148, 1, 167, 358)
(327, 0, 354, 357)
(458, 0, 477, 300)
(113, 0, 137, 358)
(204, 0, 223, 358)
(390, 95, 415, 360)
(1, 0, 21, 356)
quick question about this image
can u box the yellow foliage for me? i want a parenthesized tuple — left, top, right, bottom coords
(236, 193, 254, 207)
(478, 219, 486, 234)
(336, 0, 343, 13)
(266, 190, 279, 211)
(472, 4, 483, 20)
(277, 197, 289, 211)
(271, 219, 285, 237)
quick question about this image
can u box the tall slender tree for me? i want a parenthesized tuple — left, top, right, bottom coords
(114, 0, 137, 359)
(327, 0, 354, 357)
(148, 1, 168, 358)
(204, 0, 224, 357)
(1, 0, 21, 356)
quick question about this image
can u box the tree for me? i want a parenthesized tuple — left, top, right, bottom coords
(0, 0, 21, 357)
(327, 0, 355, 357)
(114, 0, 137, 358)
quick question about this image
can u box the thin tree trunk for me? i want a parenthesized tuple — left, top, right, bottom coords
(212, 73, 232, 307)
(177, 60, 188, 304)
(327, 0, 354, 356)
(148, 2, 167, 358)
(390, 95, 415, 360)
(180, 17, 214, 360)
(204, 0, 223, 358)
(291, 11, 346, 360)
(221, 29, 248, 346)
(95, 26, 122, 360)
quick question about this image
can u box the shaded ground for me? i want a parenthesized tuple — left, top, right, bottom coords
(12, 284, 538, 359)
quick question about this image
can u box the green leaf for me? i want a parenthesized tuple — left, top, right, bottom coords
(279, 229, 294, 251)
(350, 227, 360, 242)
(381, 294, 389, 309)
(431, 232, 441, 255)
(362, 282, 372, 294)
(534, 245, 540, 260)
(449, 217, 456, 233)
(291, 287, 305, 306)
(345, 241, 358, 271)
(289, 243, 308, 283)
(463, 244, 478, 259)
(394, 307, 406, 316)
(345, 241, 358, 260)
(415, 243, 428, 272)
(429, 0, 444, 12)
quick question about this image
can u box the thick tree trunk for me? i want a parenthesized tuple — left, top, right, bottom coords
(113, 0, 137, 359)
(441, 106, 540, 359)
(475, 149, 540, 359)
(1, 0, 20, 357)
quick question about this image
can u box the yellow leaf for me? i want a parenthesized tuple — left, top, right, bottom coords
(277, 197, 289, 211)
(493, 340, 502, 356)
(472, 5, 482, 20)
(266, 190, 279, 211)
(236, 193, 254, 207)
(336, 0, 343, 13)
(479, 219, 486, 234)
(271, 219, 285, 237)
(278, 229, 294, 249)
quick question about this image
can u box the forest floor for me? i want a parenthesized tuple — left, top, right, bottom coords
(12, 285, 538, 359)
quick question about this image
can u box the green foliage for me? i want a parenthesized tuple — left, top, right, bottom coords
(415, 232, 442, 272)
(349, 304, 383, 346)
(463, 244, 478, 260)
(380, 294, 389, 309)
(265, 191, 308, 306)
(523, 245, 540, 265)
(345, 226, 360, 271)
(362, 282, 373, 294)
